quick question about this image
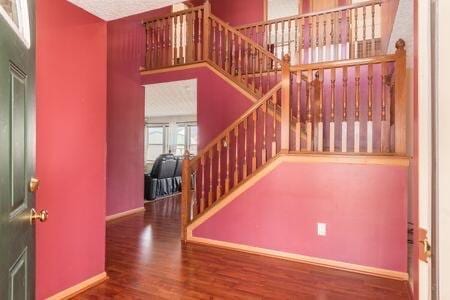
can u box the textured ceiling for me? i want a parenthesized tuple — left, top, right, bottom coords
(145, 79, 197, 118)
(67, 0, 183, 21)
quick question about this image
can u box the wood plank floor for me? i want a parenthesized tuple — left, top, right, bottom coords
(75, 195, 411, 299)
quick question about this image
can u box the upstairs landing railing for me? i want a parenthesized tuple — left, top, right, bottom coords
(236, 1, 383, 65)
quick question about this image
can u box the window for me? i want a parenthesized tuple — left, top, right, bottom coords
(145, 125, 168, 162)
(175, 123, 198, 156)
(0, 0, 30, 47)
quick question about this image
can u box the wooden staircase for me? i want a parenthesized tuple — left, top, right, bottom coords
(139, 1, 407, 241)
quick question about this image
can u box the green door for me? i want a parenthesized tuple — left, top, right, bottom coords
(0, 0, 43, 299)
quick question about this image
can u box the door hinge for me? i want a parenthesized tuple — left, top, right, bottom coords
(418, 227, 432, 262)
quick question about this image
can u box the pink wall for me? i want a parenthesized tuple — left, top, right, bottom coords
(209, 0, 265, 26)
(106, 7, 170, 216)
(36, 0, 107, 298)
(194, 161, 408, 272)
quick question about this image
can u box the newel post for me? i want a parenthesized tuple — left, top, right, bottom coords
(202, 0, 211, 60)
(280, 54, 291, 152)
(394, 39, 407, 155)
(181, 150, 191, 241)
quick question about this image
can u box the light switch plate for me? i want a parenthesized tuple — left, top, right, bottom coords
(317, 223, 327, 236)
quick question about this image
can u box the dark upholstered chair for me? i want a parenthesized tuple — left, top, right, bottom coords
(145, 154, 183, 200)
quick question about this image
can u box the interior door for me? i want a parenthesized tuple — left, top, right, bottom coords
(0, 0, 44, 299)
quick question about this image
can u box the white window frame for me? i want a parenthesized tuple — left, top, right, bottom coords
(0, 0, 31, 48)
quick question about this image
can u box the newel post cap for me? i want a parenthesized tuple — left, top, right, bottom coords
(183, 150, 190, 159)
(283, 54, 291, 64)
(395, 39, 406, 50)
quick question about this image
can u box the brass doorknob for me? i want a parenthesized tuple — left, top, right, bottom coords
(30, 208, 48, 223)
(29, 178, 40, 193)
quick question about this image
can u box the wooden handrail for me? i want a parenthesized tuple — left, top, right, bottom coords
(208, 15, 282, 64)
(235, 0, 382, 30)
(290, 53, 398, 72)
(143, 4, 204, 24)
(190, 82, 282, 167)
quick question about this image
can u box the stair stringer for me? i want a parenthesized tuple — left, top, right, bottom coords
(186, 154, 410, 281)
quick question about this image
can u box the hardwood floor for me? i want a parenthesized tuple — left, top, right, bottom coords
(75, 195, 411, 299)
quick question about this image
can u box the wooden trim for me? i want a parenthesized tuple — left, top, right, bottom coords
(47, 272, 108, 300)
(187, 237, 409, 281)
(106, 207, 145, 222)
(290, 54, 398, 72)
(187, 153, 409, 235)
(143, 4, 204, 24)
(140, 61, 257, 103)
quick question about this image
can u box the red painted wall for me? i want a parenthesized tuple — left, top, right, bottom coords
(106, 7, 170, 216)
(194, 161, 408, 272)
(36, 0, 107, 298)
(209, 0, 265, 26)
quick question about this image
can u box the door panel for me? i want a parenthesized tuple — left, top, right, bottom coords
(0, 0, 36, 299)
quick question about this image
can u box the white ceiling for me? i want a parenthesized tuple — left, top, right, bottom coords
(145, 79, 197, 118)
(67, 0, 183, 21)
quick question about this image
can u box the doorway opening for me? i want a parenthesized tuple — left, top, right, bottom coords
(144, 79, 198, 202)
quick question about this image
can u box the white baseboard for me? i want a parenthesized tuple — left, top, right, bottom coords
(47, 272, 107, 300)
(106, 207, 145, 222)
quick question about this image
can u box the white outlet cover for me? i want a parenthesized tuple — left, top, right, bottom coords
(317, 223, 327, 236)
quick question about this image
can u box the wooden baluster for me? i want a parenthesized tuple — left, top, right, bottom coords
(216, 141, 222, 199)
(394, 39, 407, 154)
(330, 68, 336, 152)
(231, 33, 236, 76)
(274, 22, 278, 58)
(381, 62, 388, 152)
(197, 10, 202, 60)
(173, 16, 178, 64)
(180, 14, 184, 64)
(367, 64, 373, 153)
(252, 111, 257, 172)
(362, 6, 367, 57)
(280, 20, 285, 58)
(323, 15, 327, 61)
(271, 92, 277, 156)
(181, 151, 191, 241)
(318, 69, 324, 152)
(338, 11, 343, 60)
(203, 1, 211, 60)
(200, 155, 205, 213)
(371, 4, 376, 56)
(306, 70, 313, 151)
(212, 20, 216, 63)
(281, 54, 290, 152)
(218, 24, 223, 69)
(243, 41, 248, 87)
(238, 36, 242, 78)
(258, 50, 263, 95)
(342, 66, 348, 152)
(354, 65, 361, 153)
(308, 19, 313, 63)
(190, 12, 196, 62)
(243, 119, 248, 179)
(145, 23, 150, 69)
(295, 71, 302, 151)
(208, 149, 213, 206)
(294, 19, 298, 60)
(163, 18, 168, 66)
(354, 8, 358, 59)
(288, 19, 292, 58)
(315, 15, 320, 62)
(346, 10, 351, 59)
(225, 28, 229, 73)
(167, 18, 173, 66)
(251, 46, 256, 93)
(234, 126, 239, 186)
(262, 100, 267, 163)
(331, 14, 335, 61)
(156, 20, 161, 67)
(185, 13, 191, 63)
(225, 133, 230, 193)
(300, 20, 304, 64)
